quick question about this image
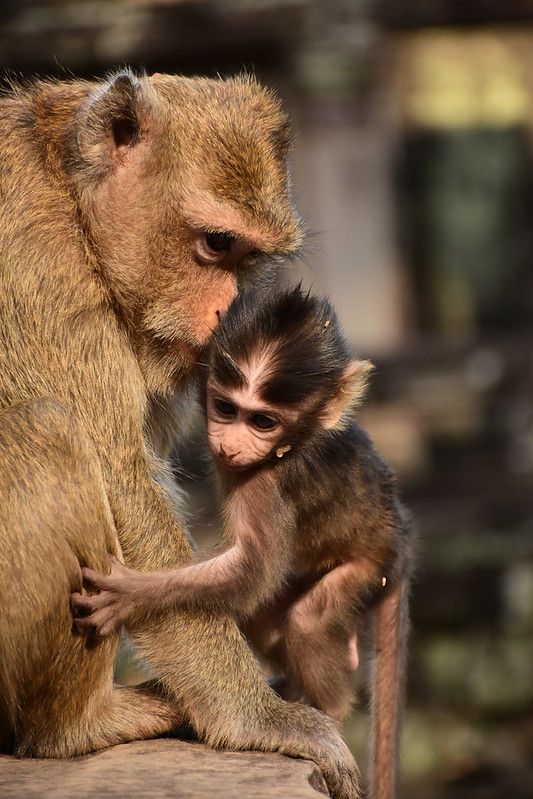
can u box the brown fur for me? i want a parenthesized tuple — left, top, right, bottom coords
(73, 318, 412, 798)
(0, 70, 359, 798)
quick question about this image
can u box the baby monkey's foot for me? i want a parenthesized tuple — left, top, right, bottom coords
(71, 554, 140, 637)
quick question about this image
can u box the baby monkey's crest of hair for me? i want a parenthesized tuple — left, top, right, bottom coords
(211, 285, 355, 410)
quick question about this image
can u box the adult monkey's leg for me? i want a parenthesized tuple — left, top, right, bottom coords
(0, 399, 359, 796)
(0, 399, 183, 757)
(131, 614, 359, 798)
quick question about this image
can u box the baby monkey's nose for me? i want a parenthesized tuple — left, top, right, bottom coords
(219, 445, 240, 461)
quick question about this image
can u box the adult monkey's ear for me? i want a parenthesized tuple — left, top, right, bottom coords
(320, 359, 374, 429)
(77, 69, 155, 181)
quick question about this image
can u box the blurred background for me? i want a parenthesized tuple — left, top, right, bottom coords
(2, 1, 533, 796)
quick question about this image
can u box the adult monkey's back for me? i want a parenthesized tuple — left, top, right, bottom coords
(0, 71, 360, 797)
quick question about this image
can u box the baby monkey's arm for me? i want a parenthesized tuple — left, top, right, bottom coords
(71, 476, 291, 636)
(72, 550, 249, 637)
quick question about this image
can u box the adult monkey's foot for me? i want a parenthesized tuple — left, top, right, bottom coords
(212, 699, 361, 799)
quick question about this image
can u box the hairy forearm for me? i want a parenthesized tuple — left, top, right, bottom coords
(135, 539, 269, 618)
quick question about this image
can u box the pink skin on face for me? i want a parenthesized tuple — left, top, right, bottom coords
(206, 382, 287, 471)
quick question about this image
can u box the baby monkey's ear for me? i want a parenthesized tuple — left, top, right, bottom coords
(320, 359, 374, 429)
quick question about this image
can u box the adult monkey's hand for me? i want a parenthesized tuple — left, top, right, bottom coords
(0, 70, 360, 798)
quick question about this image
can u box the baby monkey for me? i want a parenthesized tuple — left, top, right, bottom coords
(73, 286, 411, 798)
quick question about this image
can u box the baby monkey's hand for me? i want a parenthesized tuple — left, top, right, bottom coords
(71, 555, 150, 637)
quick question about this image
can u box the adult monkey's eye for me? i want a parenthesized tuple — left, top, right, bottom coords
(196, 231, 237, 265)
(214, 397, 237, 417)
(205, 231, 235, 254)
(250, 413, 278, 431)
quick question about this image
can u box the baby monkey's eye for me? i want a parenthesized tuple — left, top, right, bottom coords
(204, 231, 235, 254)
(214, 397, 237, 417)
(250, 413, 278, 431)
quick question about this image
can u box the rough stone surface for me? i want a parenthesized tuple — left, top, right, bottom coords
(0, 739, 329, 799)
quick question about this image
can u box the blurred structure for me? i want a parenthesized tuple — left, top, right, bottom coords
(2, 2, 533, 797)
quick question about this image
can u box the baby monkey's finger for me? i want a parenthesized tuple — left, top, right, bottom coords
(72, 616, 109, 637)
(72, 614, 96, 630)
(81, 566, 114, 590)
(71, 590, 107, 616)
(108, 554, 130, 577)
(71, 591, 92, 616)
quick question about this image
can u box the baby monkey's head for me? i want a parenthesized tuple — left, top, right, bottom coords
(204, 285, 373, 472)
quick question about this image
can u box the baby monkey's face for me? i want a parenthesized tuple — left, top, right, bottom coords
(206, 379, 290, 471)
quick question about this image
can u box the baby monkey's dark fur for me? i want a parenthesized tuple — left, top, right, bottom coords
(74, 286, 413, 799)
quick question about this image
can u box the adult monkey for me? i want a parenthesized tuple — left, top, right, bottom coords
(0, 71, 360, 797)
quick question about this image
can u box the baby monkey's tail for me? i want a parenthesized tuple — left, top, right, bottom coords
(367, 565, 410, 799)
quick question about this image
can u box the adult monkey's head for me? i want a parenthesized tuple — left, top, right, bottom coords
(54, 69, 302, 390)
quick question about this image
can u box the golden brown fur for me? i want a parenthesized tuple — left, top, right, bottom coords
(0, 70, 359, 798)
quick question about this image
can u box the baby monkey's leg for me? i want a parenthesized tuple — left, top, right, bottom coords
(282, 558, 384, 723)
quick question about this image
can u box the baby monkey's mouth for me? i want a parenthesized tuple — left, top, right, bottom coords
(216, 445, 248, 472)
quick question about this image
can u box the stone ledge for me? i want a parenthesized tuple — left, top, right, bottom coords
(0, 739, 329, 799)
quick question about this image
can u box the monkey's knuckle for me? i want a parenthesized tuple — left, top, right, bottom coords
(92, 612, 106, 629)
